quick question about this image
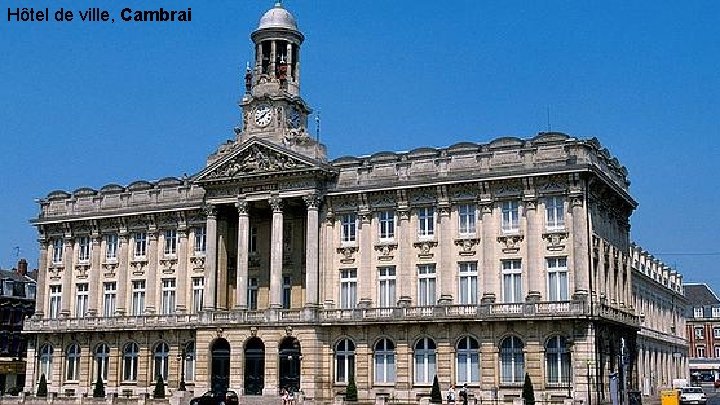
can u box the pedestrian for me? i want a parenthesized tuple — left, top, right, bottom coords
(447, 385, 456, 404)
(460, 383, 468, 405)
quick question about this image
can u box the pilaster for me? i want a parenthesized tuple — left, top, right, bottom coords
(270, 197, 284, 308)
(204, 205, 218, 311)
(236, 199, 249, 309)
(304, 194, 320, 308)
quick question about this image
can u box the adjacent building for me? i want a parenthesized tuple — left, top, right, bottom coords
(685, 283, 720, 382)
(21, 3, 675, 404)
(0, 259, 36, 394)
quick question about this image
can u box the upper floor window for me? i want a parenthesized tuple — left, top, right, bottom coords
(713, 328, 720, 339)
(377, 267, 396, 309)
(193, 278, 205, 313)
(161, 279, 176, 314)
(417, 264, 437, 306)
(417, 207, 435, 239)
(458, 262, 478, 305)
(78, 236, 90, 262)
(712, 307, 720, 318)
(341, 213, 357, 244)
(75, 283, 88, 318)
(249, 226, 258, 254)
(194, 226, 206, 254)
(340, 269, 357, 309)
(247, 278, 258, 311)
(695, 308, 704, 318)
(502, 260, 523, 303)
(458, 204, 476, 235)
(501, 201, 520, 233)
(132, 280, 146, 316)
(545, 197, 565, 230)
(697, 346, 706, 357)
(134, 232, 147, 258)
(49, 285, 62, 319)
(103, 282, 117, 317)
(695, 327, 705, 340)
(105, 234, 118, 261)
(164, 229, 177, 256)
(52, 239, 64, 264)
(378, 210, 395, 241)
(547, 257, 569, 301)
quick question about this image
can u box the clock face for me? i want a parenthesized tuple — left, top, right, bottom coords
(287, 107, 301, 129)
(254, 104, 272, 127)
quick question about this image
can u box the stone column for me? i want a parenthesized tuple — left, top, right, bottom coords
(146, 229, 159, 313)
(396, 205, 412, 304)
(269, 197, 284, 309)
(235, 200, 249, 309)
(115, 231, 129, 316)
(524, 199, 541, 298)
(270, 40, 277, 79)
(480, 202, 497, 300)
(304, 194, 320, 307)
(358, 206, 372, 304)
(176, 228, 188, 312)
(36, 239, 48, 317)
(437, 203, 452, 303)
(571, 193, 589, 295)
(204, 206, 218, 311)
(60, 236, 73, 317)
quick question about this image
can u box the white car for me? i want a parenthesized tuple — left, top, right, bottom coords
(679, 387, 707, 405)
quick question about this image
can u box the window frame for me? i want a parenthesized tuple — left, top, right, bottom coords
(341, 213, 357, 245)
(458, 262, 478, 305)
(502, 260, 523, 303)
(547, 257, 569, 301)
(164, 229, 177, 257)
(414, 337, 437, 385)
(75, 283, 88, 318)
(77, 236, 91, 263)
(544, 196, 565, 231)
(374, 338, 396, 384)
(335, 338, 356, 384)
(501, 201, 520, 234)
(377, 266, 396, 309)
(161, 278, 176, 315)
(340, 269, 358, 309)
(122, 342, 139, 382)
(417, 264, 437, 307)
(456, 336, 480, 384)
(131, 280, 146, 316)
(134, 232, 147, 259)
(417, 207, 435, 239)
(378, 210, 396, 241)
(458, 203, 477, 236)
(105, 233, 118, 261)
(500, 336, 525, 384)
(65, 343, 81, 382)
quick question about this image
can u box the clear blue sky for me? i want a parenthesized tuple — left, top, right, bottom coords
(1, 1, 718, 292)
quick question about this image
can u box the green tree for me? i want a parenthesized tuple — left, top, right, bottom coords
(153, 374, 166, 399)
(522, 373, 535, 405)
(92, 375, 105, 397)
(345, 375, 358, 401)
(36, 374, 48, 397)
(430, 375, 442, 404)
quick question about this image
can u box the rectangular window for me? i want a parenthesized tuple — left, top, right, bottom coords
(378, 210, 395, 240)
(417, 264, 437, 306)
(283, 276, 292, 309)
(547, 257, 569, 301)
(458, 262, 478, 305)
(78, 236, 90, 262)
(545, 197, 565, 230)
(340, 269, 357, 309)
(458, 204, 477, 235)
(164, 229, 177, 256)
(713, 307, 720, 318)
(192, 278, 204, 313)
(418, 207, 435, 239)
(341, 213, 357, 244)
(695, 308, 704, 318)
(502, 260, 523, 303)
(134, 232, 147, 258)
(161, 279, 176, 314)
(714, 328, 720, 339)
(194, 226, 206, 254)
(715, 346, 720, 358)
(131, 280, 146, 316)
(697, 347, 706, 357)
(501, 201, 520, 233)
(105, 234, 118, 261)
(52, 238, 64, 264)
(103, 282, 117, 317)
(249, 226, 258, 254)
(695, 327, 705, 340)
(377, 267, 396, 308)
(248, 278, 258, 311)
(49, 285, 62, 319)
(75, 283, 88, 318)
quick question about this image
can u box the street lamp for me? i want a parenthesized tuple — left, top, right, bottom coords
(178, 345, 187, 391)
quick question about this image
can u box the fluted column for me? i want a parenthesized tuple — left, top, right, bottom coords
(304, 194, 320, 307)
(146, 229, 159, 313)
(571, 193, 589, 294)
(60, 236, 73, 317)
(269, 197, 284, 309)
(204, 206, 218, 311)
(525, 199, 541, 298)
(235, 200, 249, 309)
(176, 228, 188, 312)
(116, 231, 129, 315)
(480, 202, 496, 300)
(36, 239, 48, 317)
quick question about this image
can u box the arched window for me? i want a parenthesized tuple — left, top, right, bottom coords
(374, 338, 395, 384)
(123, 342, 139, 382)
(335, 338, 355, 384)
(456, 336, 479, 384)
(185, 341, 196, 382)
(154, 342, 170, 380)
(65, 343, 81, 381)
(546, 336, 571, 384)
(94, 343, 110, 382)
(39, 343, 53, 381)
(414, 337, 437, 384)
(500, 336, 524, 384)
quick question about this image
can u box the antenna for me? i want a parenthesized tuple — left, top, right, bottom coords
(315, 108, 321, 142)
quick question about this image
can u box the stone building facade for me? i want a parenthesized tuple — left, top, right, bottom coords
(630, 245, 687, 395)
(24, 3, 646, 404)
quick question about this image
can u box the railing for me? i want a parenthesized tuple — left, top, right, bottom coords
(24, 299, 595, 332)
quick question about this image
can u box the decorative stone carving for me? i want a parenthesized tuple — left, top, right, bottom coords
(454, 238, 481, 256)
(497, 234, 524, 254)
(543, 232, 569, 252)
(236, 200, 248, 214)
(75, 263, 90, 279)
(374, 243, 398, 261)
(269, 197, 283, 212)
(102, 262, 118, 278)
(131, 259, 147, 276)
(160, 258, 177, 274)
(413, 240, 438, 260)
(337, 246, 357, 264)
(190, 255, 205, 273)
(49, 266, 62, 281)
(303, 194, 320, 209)
(409, 189, 436, 205)
(203, 143, 311, 180)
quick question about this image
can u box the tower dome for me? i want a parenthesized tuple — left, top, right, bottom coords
(257, 2, 298, 31)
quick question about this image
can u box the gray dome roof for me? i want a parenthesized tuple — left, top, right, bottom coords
(257, 2, 298, 31)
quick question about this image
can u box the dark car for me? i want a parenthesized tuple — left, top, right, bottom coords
(190, 390, 239, 405)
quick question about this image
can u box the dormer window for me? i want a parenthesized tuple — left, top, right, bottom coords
(695, 307, 704, 318)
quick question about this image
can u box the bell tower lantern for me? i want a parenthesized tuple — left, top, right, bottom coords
(238, 2, 325, 160)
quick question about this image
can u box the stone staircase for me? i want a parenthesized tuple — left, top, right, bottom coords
(237, 395, 284, 405)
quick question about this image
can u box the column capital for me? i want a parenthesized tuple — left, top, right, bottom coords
(269, 197, 283, 213)
(203, 204, 217, 219)
(303, 194, 321, 210)
(236, 199, 249, 215)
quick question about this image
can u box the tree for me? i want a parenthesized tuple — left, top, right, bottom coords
(345, 375, 358, 401)
(430, 375, 443, 404)
(522, 373, 535, 405)
(154, 374, 166, 399)
(36, 374, 48, 397)
(92, 375, 105, 397)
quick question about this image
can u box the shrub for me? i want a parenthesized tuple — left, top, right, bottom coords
(430, 375, 442, 404)
(345, 375, 358, 401)
(36, 374, 48, 397)
(93, 375, 105, 397)
(153, 374, 166, 399)
(522, 373, 535, 405)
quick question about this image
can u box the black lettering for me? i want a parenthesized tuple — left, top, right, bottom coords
(120, 8, 131, 21)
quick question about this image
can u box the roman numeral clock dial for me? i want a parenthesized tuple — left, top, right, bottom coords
(254, 104, 273, 127)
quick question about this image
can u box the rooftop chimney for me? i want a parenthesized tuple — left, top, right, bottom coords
(17, 259, 27, 277)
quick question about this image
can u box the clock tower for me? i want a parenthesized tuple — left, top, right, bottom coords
(237, 2, 326, 160)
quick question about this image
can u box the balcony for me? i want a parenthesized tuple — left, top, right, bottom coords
(24, 299, 597, 332)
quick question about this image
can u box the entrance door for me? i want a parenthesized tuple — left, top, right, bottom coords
(244, 337, 265, 395)
(211, 338, 231, 393)
(278, 337, 301, 392)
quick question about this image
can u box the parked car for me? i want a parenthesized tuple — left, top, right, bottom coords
(679, 387, 707, 405)
(190, 390, 239, 405)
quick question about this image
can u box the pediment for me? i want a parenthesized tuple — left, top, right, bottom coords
(194, 138, 325, 183)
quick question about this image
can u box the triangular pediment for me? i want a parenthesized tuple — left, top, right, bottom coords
(194, 137, 326, 183)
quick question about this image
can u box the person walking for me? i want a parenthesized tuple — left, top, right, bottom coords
(447, 385, 456, 404)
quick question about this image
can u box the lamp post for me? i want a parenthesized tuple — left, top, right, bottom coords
(178, 345, 186, 391)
